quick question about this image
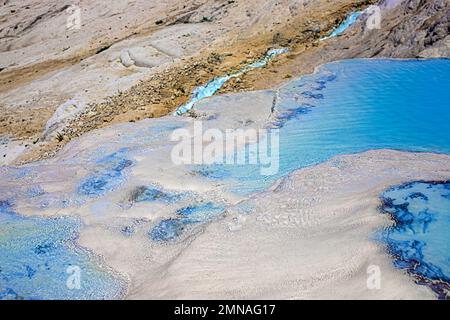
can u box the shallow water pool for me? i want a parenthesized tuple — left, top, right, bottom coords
(203, 59, 450, 194)
(0, 201, 124, 300)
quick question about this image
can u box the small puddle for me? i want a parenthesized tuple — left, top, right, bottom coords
(149, 202, 225, 242)
(127, 185, 187, 205)
(77, 148, 133, 197)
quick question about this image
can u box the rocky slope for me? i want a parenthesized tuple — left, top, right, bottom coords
(221, 0, 450, 95)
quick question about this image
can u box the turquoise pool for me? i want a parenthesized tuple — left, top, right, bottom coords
(201, 59, 450, 194)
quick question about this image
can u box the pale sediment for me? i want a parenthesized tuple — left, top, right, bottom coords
(1, 0, 450, 300)
(78, 149, 450, 299)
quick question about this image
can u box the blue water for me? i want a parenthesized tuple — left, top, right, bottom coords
(175, 48, 288, 115)
(321, 11, 362, 40)
(78, 148, 133, 197)
(129, 185, 187, 204)
(0, 201, 124, 300)
(128, 186, 226, 242)
(379, 181, 450, 299)
(149, 202, 224, 242)
(199, 59, 450, 194)
(126, 185, 225, 242)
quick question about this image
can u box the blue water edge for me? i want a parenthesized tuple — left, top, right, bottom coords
(0, 201, 124, 300)
(197, 59, 450, 194)
(379, 181, 450, 299)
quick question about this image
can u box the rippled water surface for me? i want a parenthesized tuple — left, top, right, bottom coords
(206, 59, 450, 194)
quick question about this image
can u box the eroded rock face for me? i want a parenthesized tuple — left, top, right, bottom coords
(325, 0, 450, 58)
(379, 0, 449, 57)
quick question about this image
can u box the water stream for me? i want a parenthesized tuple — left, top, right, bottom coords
(320, 11, 362, 41)
(175, 48, 288, 115)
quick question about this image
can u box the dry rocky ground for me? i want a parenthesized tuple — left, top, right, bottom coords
(0, 0, 448, 164)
